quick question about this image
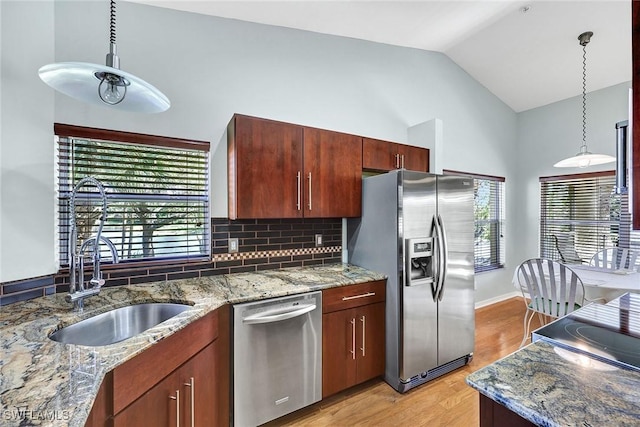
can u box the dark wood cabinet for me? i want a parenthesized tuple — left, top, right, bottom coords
(87, 306, 230, 427)
(303, 127, 362, 217)
(227, 114, 362, 219)
(633, 1, 640, 229)
(322, 280, 386, 398)
(228, 115, 304, 219)
(479, 394, 535, 427)
(113, 342, 217, 427)
(363, 137, 429, 172)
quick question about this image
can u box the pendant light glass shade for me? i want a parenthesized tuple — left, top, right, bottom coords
(38, 0, 170, 113)
(554, 31, 614, 168)
(553, 145, 616, 168)
(39, 62, 170, 113)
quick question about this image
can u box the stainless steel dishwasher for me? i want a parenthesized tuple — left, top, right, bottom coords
(233, 291, 322, 426)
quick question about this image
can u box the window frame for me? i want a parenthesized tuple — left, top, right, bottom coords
(539, 170, 620, 263)
(444, 170, 506, 273)
(55, 123, 211, 271)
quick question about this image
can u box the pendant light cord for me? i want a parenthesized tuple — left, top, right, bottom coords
(109, 0, 117, 45)
(581, 42, 587, 150)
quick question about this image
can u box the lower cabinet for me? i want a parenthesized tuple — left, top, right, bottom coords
(113, 342, 216, 427)
(322, 281, 386, 398)
(86, 305, 230, 427)
(479, 394, 535, 427)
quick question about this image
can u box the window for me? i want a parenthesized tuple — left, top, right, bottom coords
(445, 170, 505, 272)
(56, 124, 210, 267)
(540, 172, 619, 262)
(473, 175, 505, 272)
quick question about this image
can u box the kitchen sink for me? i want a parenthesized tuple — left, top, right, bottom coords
(49, 303, 191, 347)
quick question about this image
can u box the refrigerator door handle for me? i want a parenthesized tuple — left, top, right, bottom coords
(430, 215, 440, 301)
(436, 214, 448, 301)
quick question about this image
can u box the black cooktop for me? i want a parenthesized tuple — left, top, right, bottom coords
(532, 293, 640, 371)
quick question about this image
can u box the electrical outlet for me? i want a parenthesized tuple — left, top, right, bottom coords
(315, 234, 323, 247)
(229, 238, 239, 253)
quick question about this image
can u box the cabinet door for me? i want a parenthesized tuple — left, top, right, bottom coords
(398, 144, 429, 172)
(363, 137, 395, 171)
(229, 115, 304, 219)
(114, 370, 180, 427)
(356, 302, 385, 384)
(322, 308, 357, 398)
(303, 128, 362, 218)
(179, 342, 217, 427)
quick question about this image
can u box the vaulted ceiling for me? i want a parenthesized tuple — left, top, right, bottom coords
(129, 0, 632, 112)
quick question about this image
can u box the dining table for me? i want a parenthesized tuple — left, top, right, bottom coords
(565, 264, 640, 302)
(512, 262, 640, 303)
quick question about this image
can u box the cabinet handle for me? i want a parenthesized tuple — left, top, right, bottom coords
(361, 315, 366, 357)
(308, 172, 312, 211)
(342, 292, 375, 301)
(395, 153, 400, 169)
(184, 377, 195, 427)
(169, 389, 180, 427)
(350, 318, 356, 360)
(401, 154, 405, 169)
(296, 171, 301, 211)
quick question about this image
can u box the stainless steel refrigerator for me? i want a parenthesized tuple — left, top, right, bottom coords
(347, 170, 475, 393)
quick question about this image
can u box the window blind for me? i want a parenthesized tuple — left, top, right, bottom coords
(540, 172, 619, 263)
(56, 124, 210, 267)
(444, 170, 505, 273)
(473, 175, 505, 272)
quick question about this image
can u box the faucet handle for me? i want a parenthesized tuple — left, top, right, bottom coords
(89, 278, 105, 289)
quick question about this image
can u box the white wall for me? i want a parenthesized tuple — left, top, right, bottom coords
(514, 82, 631, 270)
(0, 1, 56, 283)
(1, 1, 522, 304)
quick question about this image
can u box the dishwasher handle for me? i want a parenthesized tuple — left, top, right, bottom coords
(242, 303, 317, 325)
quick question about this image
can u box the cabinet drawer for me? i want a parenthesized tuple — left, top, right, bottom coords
(322, 280, 386, 313)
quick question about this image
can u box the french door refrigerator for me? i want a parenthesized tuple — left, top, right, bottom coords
(347, 170, 475, 392)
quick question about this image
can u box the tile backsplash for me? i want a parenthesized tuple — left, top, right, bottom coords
(0, 218, 343, 306)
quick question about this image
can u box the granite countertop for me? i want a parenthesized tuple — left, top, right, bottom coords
(0, 263, 385, 427)
(466, 338, 640, 426)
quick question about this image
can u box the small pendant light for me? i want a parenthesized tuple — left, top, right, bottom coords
(554, 31, 615, 168)
(38, 0, 170, 113)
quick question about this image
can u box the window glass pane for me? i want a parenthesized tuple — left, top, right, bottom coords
(539, 173, 622, 263)
(57, 135, 210, 267)
(474, 177, 505, 272)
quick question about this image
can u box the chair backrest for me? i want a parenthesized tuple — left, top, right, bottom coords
(552, 232, 583, 264)
(590, 248, 640, 271)
(517, 258, 585, 318)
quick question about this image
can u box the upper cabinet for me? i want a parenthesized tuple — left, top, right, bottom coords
(303, 127, 363, 218)
(228, 115, 304, 219)
(363, 137, 429, 173)
(227, 114, 362, 219)
(633, 1, 640, 229)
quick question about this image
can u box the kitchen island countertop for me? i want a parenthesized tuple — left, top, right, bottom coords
(0, 263, 385, 427)
(466, 338, 640, 426)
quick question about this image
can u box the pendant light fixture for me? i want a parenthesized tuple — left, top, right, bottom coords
(554, 31, 615, 168)
(38, 0, 170, 113)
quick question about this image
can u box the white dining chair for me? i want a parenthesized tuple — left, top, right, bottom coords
(590, 248, 640, 271)
(516, 258, 585, 348)
(552, 232, 584, 264)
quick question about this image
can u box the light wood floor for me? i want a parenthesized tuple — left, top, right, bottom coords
(270, 296, 542, 427)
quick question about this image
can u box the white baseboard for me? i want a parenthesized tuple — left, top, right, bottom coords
(475, 291, 521, 309)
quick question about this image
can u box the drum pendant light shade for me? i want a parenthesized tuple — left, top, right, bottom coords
(38, 0, 170, 113)
(554, 31, 614, 168)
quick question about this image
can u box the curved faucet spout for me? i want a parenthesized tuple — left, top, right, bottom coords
(79, 235, 120, 264)
(68, 176, 113, 311)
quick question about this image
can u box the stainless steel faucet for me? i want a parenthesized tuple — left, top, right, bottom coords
(67, 177, 119, 311)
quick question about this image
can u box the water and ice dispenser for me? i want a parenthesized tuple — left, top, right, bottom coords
(405, 237, 434, 286)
